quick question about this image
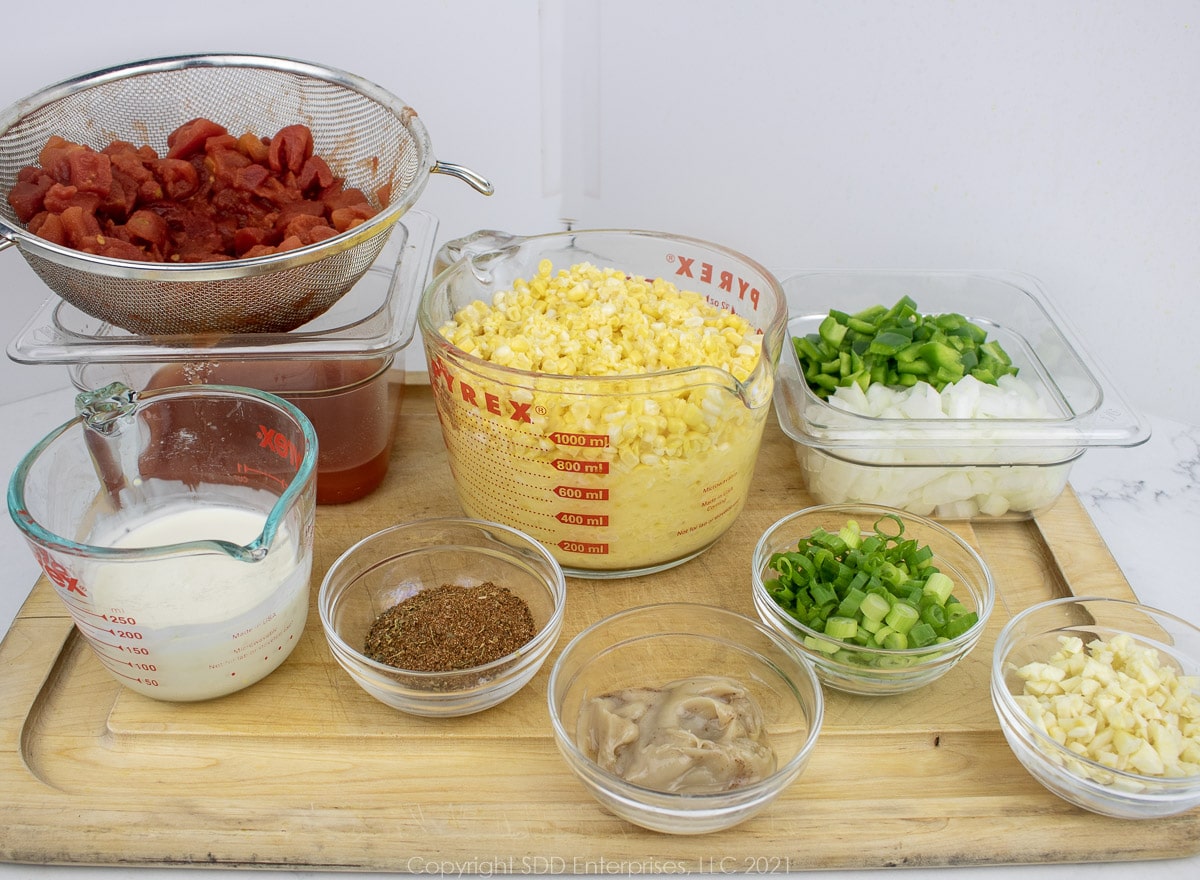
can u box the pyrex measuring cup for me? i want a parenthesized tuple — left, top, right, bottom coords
(7, 382, 318, 701)
(418, 228, 787, 578)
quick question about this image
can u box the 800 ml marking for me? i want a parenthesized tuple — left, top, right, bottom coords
(552, 459, 609, 474)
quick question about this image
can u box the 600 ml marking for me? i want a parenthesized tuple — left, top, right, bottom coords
(553, 486, 609, 501)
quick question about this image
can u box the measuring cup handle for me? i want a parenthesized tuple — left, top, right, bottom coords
(433, 228, 524, 278)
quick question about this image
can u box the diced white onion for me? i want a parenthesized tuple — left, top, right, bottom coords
(801, 376, 1071, 517)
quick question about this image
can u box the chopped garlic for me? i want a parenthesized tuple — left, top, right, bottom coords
(1012, 633, 1200, 787)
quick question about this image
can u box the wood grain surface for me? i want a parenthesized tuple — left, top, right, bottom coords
(1, 384, 1196, 872)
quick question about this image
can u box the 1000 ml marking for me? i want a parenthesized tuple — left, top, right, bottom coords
(549, 431, 608, 448)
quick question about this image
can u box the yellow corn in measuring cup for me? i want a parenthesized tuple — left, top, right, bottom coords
(418, 229, 786, 578)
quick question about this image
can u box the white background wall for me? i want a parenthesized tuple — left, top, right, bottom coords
(2, 0, 1197, 426)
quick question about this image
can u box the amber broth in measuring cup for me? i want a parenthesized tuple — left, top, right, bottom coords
(76, 356, 401, 504)
(418, 229, 787, 578)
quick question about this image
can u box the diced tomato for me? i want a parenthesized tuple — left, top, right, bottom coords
(66, 149, 112, 196)
(301, 223, 339, 245)
(43, 183, 101, 216)
(91, 235, 151, 261)
(155, 158, 200, 200)
(58, 205, 102, 249)
(275, 234, 304, 252)
(123, 209, 169, 249)
(37, 136, 79, 184)
(242, 243, 277, 258)
(101, 172, 140, 220)
(203, 134, 241, 154)
(29, 211, 66, 245)
(11, 121, 367, 264)
(274, 199, 325, 230)
(321, 185, 372, 212)
(138, 179, 165, 202)
(297, 155, 335, 194)
(7, 171, 53, 222)
(267, 124, 313, 175)
(166, 118, 228, 160)
(206, 147, 252, 187)
(233, 163, 271, 192)
(233, 226, 273, 256)
(282, 213, 328, 241)
(330, 203, 376, 232)
(107, 146, 157, 188)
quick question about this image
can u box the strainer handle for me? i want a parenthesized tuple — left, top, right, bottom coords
(0, 219, 18, 253)
(431, 161, 495, 196)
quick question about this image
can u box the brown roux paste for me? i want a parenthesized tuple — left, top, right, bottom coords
(577, 675, 777, 794)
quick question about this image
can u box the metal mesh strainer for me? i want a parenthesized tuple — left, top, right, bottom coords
(0, 54, 492, 336)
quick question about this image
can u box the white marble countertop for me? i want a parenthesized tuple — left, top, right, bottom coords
(1, 386, 1197, 880)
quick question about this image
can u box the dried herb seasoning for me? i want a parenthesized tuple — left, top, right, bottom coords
(363, 581, 537, 672)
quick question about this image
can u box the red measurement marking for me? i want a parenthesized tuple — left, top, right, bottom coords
(552, 486, 609, 501)
(551, 459, 609, 475)
(555, 512, 608, 527)
(548, 431, 608, 448)
(557, 540, 609, 555)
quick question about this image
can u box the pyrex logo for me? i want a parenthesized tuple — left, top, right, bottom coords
(429, 356, 534, 423)
(258, 425, 301, 469)
(671, 253, 761, 311)
(33, 545, 85, 596)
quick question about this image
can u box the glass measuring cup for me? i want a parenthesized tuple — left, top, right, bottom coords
(7, 382, 318, 701)
(418, 229, 787, 578)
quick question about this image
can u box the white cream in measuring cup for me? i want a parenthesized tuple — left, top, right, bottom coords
(419, 229, 787, 578)
(8, 382, 318, 701)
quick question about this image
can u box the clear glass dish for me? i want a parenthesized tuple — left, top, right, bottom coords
(772, 269, 1150, 519)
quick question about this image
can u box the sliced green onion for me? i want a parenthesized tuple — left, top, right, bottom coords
(794, 296, 1020, 399)
(765, 513, 980, 669)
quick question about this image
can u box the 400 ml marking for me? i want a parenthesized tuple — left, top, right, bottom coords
(555, 512, 608, 527)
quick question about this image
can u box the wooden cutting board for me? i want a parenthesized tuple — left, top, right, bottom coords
(1, 384, 1197, 872)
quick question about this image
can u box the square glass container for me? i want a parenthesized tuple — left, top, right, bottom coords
(7, 211, 437, 504)
(773, 270, 1149, 519)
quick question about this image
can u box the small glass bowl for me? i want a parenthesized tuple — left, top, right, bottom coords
(318, 517, 566, 717)
(752, 503, 995, 696)
(547, 602, 823, 835)
(991, 596, 1200, 819)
